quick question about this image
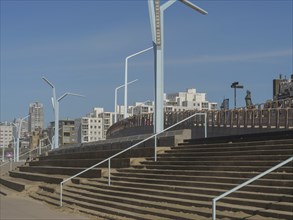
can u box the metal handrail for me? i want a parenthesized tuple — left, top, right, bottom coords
(18, 144, 51, 161)
(212, 156, 293, 220)
(0, 160, 10, 168)
(60, 112, 207, 206)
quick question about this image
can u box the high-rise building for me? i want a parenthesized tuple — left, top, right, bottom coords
(28, 102, 44, 133)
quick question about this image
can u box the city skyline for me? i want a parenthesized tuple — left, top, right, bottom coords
(1, 0, 292, 125)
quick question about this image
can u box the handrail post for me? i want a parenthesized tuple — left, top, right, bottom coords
(59, 112, 207, 208)
(154, 134, 157, 162)
(212, 199, 216, 220)
(204, 113, 207, 138)
(212, 156, 293, 219)
(108, 159, 111, 186)
(9, 159, 12, 171)
(60, 183, 63, 206)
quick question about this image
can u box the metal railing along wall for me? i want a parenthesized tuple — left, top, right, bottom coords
(107, 104, 293, 138)
(212, 156, 293, 220)
(60, 112, 207, 206)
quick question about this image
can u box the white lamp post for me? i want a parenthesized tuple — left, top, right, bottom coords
(42, 77, 84, 150)
(148, 0, 207, 134)
(124, 47, 153, 119)
(115, 79, 138, 123)
(15, 115, 29, 162)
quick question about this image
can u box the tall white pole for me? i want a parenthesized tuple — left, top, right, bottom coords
(124, 47, 152, 119)
(148, 0, 207, 135)
(16, 115, 29, 162)
(43, 77, 84, 150)
(115, 79, 138, 123)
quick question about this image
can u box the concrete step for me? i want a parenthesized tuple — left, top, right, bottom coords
(137, 163, 293, 173)
(18, 166, 102, 178)
(64, 181, 292, 219)
(28, 158, 131, 168)
(163, 148, 293, 157)
(9, 170, 65, 184)
(30, 191, 135, 220)
(0, 183, 17, 195)
(0, 175, 28, 192)
(158, 154, 291, 162)
(35, 188, 212, 220)
(41, 147, 155, 161)
(154, 158, 287, 166)
(79, 178, 293, 210)
(91, 178, 293, 204)
(182, 131, 293, 145)
(180, 138, 293, 148)
(115, 167, 293, 182)
(111, 170, 293, 192)
(173, 143, 293, 153)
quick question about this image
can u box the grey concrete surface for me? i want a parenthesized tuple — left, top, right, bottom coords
(0, 194, 90, 220)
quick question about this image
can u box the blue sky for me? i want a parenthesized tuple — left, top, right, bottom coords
(1, 0, 292, 126)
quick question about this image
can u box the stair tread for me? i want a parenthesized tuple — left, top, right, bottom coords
(38, 189, 211, 220)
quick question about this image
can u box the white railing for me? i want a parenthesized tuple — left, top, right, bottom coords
(19, 144, 51, 161)
(60, 112, 207, 206)
(0, 160, 10, 168)
(0, 144, 52, 176)
(212, 156, 293, 220)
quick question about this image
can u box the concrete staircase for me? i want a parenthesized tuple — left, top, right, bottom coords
(1, 131, 293, 219)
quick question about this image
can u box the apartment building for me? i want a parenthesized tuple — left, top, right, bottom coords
(49, 119, 77, 147)
(77, 108, 114, 143)
(0, 122, 13, 148)
(131, 88, 217, 115)
(28, 102, 44, 133)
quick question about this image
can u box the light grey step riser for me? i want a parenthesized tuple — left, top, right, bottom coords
(115, 169, 293, 181)
(18, 167, 102, 178)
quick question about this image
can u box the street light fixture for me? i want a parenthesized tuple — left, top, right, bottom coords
(115, 79, 138, 123)
(148, 0, 207, 134)
(42, 77, 84, 150)
(231, 82, 244, 109)
(124, 47, 153, 119)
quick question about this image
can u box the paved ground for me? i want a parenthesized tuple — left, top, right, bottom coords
(0, 194, 90, 220)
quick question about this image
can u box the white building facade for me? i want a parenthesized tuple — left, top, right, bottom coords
(130, 88, 217, 115)
(0, 122, 13, 149)
(77, 108, 114, 143)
